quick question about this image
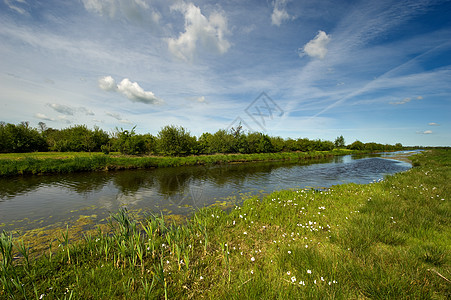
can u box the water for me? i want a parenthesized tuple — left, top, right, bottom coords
(0, 151, 416, 231)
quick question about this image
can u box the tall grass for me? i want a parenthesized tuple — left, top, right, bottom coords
(0, 149, 360, 177)
(1, 149, 449, 298)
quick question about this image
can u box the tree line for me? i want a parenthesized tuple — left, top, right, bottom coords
(0, 121, 404, 155)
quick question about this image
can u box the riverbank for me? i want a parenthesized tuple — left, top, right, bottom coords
(0, 149, 360, 177)
(1, 149, 449, 298)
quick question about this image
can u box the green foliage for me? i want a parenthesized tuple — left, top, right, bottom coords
(245, 132, 274, 153)
(156, 125, 196, 156)
(0, 121, 47, 153)
(0, 121, 407, 159)
(348, 140, 404, 151)
(270, 136, 285, 152)
(348, 140, 365, 150)
(46, 125, 109, 152)
(113, 127, 154, 155)
(334, 135, 345, 148)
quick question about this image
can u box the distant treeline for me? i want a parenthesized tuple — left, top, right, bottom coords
(0, 121, 405, 156)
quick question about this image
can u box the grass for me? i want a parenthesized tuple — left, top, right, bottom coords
(0, 149, 359, 177)
(1, 149, 449, 298)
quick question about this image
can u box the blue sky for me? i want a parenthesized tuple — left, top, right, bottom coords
(1, 0, 450, 146)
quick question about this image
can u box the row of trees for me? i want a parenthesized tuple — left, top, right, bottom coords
(0, 121, 404, 156)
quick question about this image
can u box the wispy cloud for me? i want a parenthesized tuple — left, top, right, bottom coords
(168, 2, 230, 61)
(78, 107, 95, 116)
(47, 103, 75, 115)
(389, 96, 422, 105)
(99, 76, 163, 105)
(4, 0, 28, 15)
(428, 122, 440, 126)
(417, 130, 433, 134)
(105, 111, 133, 124)
(34, 113, 54, 121)
(81, 0, 160, 24)
(47, 103, 95, 116)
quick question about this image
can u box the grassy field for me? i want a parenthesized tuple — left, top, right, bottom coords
(0, 149, 356, 177)
(1, 149, 449, 299)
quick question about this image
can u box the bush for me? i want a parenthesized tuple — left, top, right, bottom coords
(156, 125, 196, 156)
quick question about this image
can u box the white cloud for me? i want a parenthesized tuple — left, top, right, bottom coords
(416, 130, 433, 135)
(4, 0, 27, 15)
(34, 113, 54, 121)
(168, 2, 230, 61)
(428, 122, 439, 126)
(117, 78, 163, 104)
(271, 0, 290, 26)
(99, 76, 163, 105)
(47, 103, 76, 115)
(301, 30, 331, 60)
(98, 75, 117, 91)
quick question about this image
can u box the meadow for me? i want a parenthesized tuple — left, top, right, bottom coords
(0, 149, 449, 299)
(0, 149, 356, 177)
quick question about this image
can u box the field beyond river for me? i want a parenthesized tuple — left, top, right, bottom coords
(1, 149, 449, 299)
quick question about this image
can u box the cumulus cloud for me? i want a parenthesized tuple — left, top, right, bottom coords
(81, 0, 160, 23)
(98, 76, 163, 105)
(34, 113, 54, 121)
(99, 75, 117, 91)
(47, 103, 76, 115)
(117, 79, 162, 104)
(271, 0, 291, 26)
(168, 2, 230, 61)
(390, 96, 423, 105)
(105, 111, 133, 124)
(428, 122, 440, 126)
(301, 30, 331, 60)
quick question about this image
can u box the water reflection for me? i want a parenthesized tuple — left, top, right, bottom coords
(0, 153, 412, 231)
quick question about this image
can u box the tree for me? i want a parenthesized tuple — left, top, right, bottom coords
(156, 125, 196, 156)
(38, 122, 47, 134)
(334, 135, 345, 148)
(348, 140, 365, 150)
(0, 122, 47, 153)
(114, 126, 148, 155)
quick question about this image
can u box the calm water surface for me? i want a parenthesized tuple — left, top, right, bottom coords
(0, 151, 416, 231)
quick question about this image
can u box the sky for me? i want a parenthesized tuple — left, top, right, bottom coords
(1, 0, 450, 146)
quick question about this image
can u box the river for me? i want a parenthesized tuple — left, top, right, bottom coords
(0, 151, 418, 232)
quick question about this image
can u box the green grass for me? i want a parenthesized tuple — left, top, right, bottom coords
(1, 149, 449, 299)
(0, 149, 359, 176)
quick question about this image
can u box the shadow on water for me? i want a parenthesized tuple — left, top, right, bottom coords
(0, 153, 413, 232)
